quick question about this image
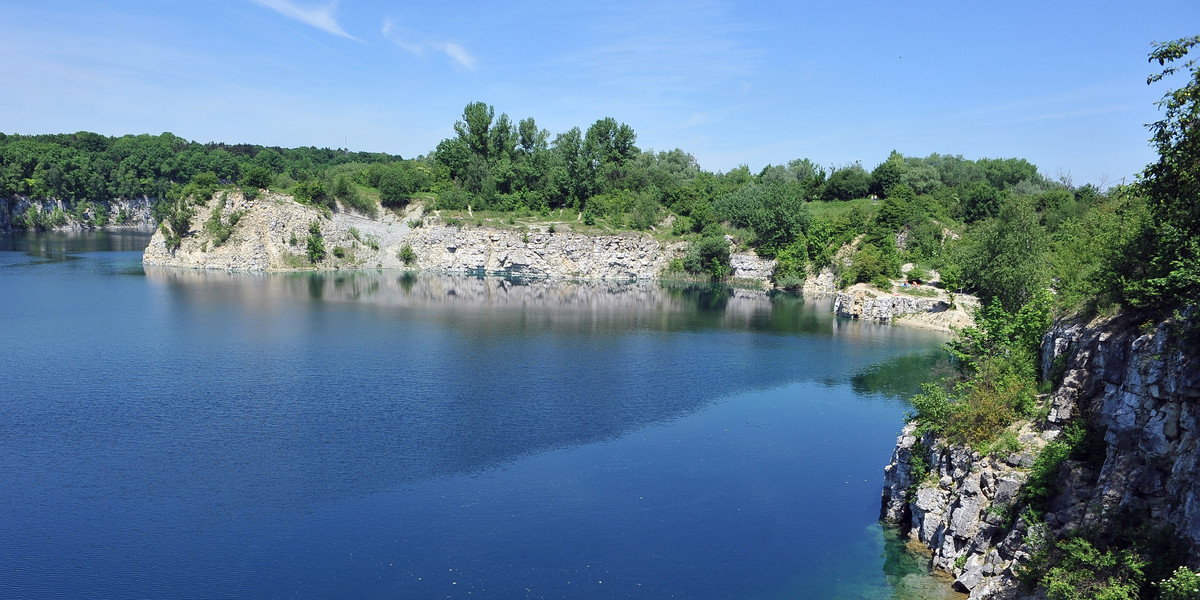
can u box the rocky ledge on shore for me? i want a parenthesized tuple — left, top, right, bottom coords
(834, 282, 978, 331)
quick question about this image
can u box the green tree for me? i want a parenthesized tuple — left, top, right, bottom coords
(870, 151, 906, 198)
(454, 101, 495, 160)
(582, 117, 638, 197)
(1128, 35, 1200, 310)
(955, 196, 1049, 313)
(684, 233, 731, 279)
(823, 164, 870, 201)
(551, 126, 586, 207)
(517, 117, 549, 154)
(239, 165, 273, 190)
(899, 165, 942, 195)
(963, 181, 1003, 222)
(378, 167, 414, 207)
(306, 220, 326, 263)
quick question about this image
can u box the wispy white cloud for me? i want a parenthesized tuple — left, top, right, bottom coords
(250, 0, 360, 41)
(551, 1, 760, 99)
(381, 17, 476, 70)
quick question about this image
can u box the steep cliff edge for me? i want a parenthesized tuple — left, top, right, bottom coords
(142, 191, 708, 281)
(881, 311, 1200, 598)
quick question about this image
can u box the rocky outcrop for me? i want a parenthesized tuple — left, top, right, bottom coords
(882, 421, 1054, 598)
(835, 287, 950, 321)
(881, 310, 1200, 598)
(834, 283, 977, 331)
(144, 191, 781, 284)
(1039, 313, 1200, 548)
(402, 222, 684, 281)
(728, 244, 776, 283)
(2, 196, 157, 232)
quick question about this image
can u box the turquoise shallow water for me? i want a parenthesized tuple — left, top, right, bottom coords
(0, 231, 960, 599)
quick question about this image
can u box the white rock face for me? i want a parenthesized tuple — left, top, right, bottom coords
(142, 193, 783, 286)
(728, 246, 776, 283)
(833, 283, 977, 331)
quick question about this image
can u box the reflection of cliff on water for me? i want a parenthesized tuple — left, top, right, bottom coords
(100, 269, 952, 519)
(143, 267, 944, 342)
(1, 229, 153, 260)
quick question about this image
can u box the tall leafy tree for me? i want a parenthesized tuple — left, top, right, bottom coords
(517, 117, 548, 154)
(582, 117, 638, 197)
(870, 150, 906, 198)
(454, 102, 495, 160)
(1130, 35, 1200, 309)
(955, 196, 1049, 313)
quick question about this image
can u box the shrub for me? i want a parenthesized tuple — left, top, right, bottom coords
(398, 244, 416, 266)
(163, 199, 194, 244)
(341, 190, 379, 219)
(908, 382, 951, 435)
(907, 355, 1038, 449)
(1041, 538, 1144, 600)
(1020, 429, 1075, 512)
(160, 223, 181, 250)
(93, 202, 109, 226)
(239, 165, 273, 190)
(684, 234, 731, 279)
(291, 178, 328, 207)
(772, 238, 809, 289)
(204, 209, 231, 246)
(306, 220, 325, 263)
(1156, 566, 1200, 600)
(48, 206, 67, 228)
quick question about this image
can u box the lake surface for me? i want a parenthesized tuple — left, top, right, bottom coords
(0, 231, 961, 599)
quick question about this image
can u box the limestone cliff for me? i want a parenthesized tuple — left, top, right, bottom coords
(141, 191, 783, 285)
(881, 310, 1200, 598)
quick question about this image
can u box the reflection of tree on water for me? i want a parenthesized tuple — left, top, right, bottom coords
(2, 229, 154, 260)
(307, 273, 324, 300)
(850, 350, 953, 401)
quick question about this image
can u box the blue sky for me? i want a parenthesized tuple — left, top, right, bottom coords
(2, 1, 1197, 187)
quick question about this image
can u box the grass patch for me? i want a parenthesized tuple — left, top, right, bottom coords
(897, 285, 939, 297)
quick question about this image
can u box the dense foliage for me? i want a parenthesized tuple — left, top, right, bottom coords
(0, 132, 407, 202)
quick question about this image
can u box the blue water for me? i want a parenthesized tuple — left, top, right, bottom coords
(0, 231, 957, 599)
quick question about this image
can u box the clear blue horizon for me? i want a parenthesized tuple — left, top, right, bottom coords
(2, 1, 1196, 188)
